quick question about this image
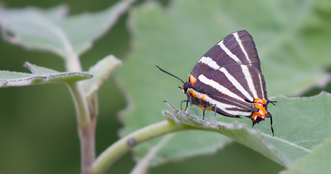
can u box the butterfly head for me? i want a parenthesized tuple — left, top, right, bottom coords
(181, 82, 191, 94)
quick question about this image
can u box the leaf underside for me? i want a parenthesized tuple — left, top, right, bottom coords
(82, 55, 122, 97)
(0, 62, 92, 87)
(280, 136, 331, 174)
(163, 92, 331, 167)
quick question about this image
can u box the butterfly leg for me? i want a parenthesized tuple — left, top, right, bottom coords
(187, 97, 193, 115)
(180, 99, 189, 111)
(203, 104, 217, 121)
(214, 105, 217, 122)
(181, 97, 192, 115)
(268, 100, 277, 106)
(269, 112, 275, 137)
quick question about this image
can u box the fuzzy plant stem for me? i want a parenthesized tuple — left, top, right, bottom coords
(91, 120, 181, 174)
(66, 54, 95, 174)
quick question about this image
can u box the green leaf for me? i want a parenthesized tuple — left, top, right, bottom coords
(0, 0, 133, 58)
(0, 62, 92, 87)
(118, 0, 331, 169)
(82, 55, 122, 97)
(162, 91, 331, 167)
(280, 137, 331, 174)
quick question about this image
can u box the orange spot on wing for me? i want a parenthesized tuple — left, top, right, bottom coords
(198, 105, 205, 109)
(188, 89, 199, 98)
(205, 107, 213, 111)
(251, 98, 268, 125)
(198, 105, 214, 111)
(187, 89, 213, 111)
(198, 104, 213, 111)
(201, 94, 207, 102)
(189, 75, 197, 87)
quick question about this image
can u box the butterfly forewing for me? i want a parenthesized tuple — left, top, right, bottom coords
(196, 30, 262, 71)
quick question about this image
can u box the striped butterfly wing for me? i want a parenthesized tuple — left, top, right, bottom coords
(193, 64, 267, 117)
(190, 30, 262, 77)
(202, 30, 262, 70)
(190, 30, 267, 117)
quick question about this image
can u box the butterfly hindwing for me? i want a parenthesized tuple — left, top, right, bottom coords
(191, 64, 266, 117)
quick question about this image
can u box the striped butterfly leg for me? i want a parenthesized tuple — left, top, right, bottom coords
(180, 100, 189, 111)
(266, 99, 276, 136)
(203, 104, 217, 121)
(269, 112, 274, 137)
(267, 100, 276, 136)
(181, 97, 193, 115)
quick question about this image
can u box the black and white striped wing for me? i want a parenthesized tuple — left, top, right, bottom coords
(194, 64, 267, 117)
(189, 30, 267, 117)
(191, 30, 262, 72)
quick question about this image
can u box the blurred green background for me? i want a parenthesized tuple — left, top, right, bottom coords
(2, 0, 328, 173)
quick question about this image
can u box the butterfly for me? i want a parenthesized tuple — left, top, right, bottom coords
(156, 30, 275, 136)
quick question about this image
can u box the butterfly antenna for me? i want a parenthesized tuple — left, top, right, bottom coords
(155, 65, 185, 84)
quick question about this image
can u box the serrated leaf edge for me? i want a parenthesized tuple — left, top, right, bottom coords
(0, 62, 93, 87)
